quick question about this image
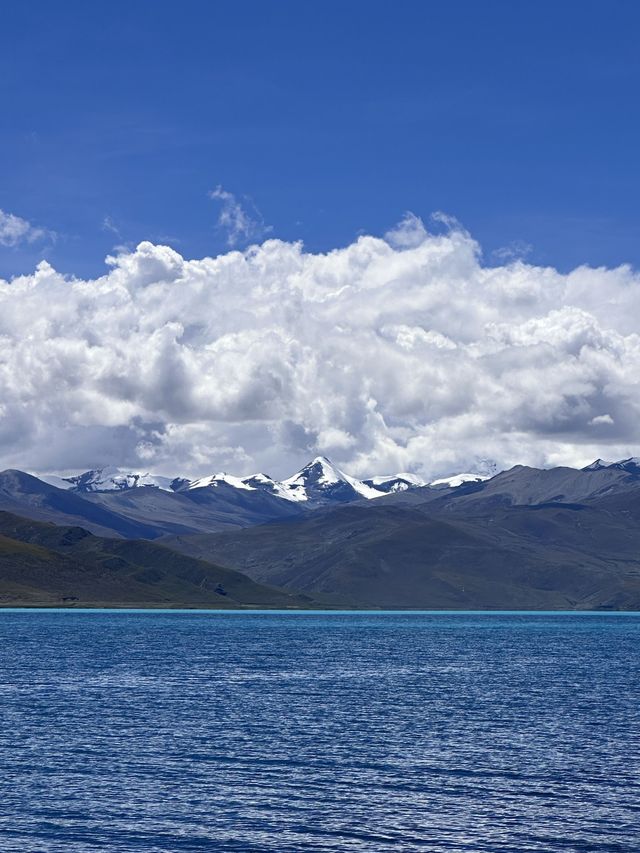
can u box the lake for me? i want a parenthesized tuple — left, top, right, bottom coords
(0, 610, 638, 852)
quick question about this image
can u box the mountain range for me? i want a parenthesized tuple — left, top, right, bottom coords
(41, 456, 484, 503)
(15, 457, 486, 539)
(2, 455, 640, 609)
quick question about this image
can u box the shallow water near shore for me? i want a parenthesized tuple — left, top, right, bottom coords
(0, 610, 638, 852)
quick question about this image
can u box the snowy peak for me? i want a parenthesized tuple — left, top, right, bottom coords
(616, 457, 640, 473)
(364, 470, 491, 494)
(240, 473, 298, 502)
(429, 472, 491, 489)
(282, 456, 382, 503)
(47, 456, 387, 504)
(363, 473, 427, 494)
(185, 471, 305, 502)
(583, 457, 640, 474)
(284, 456, 344, 486)
(582, 458, 612, 471)
(191, 457, 385, 504)
(52, 458, 495, 503)
(187, 472, 255, 492)
(62, 467, 176, 493)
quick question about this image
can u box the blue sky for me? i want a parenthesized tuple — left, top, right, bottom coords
(3, 1, 640, 478)
(2, 0, 639, 279)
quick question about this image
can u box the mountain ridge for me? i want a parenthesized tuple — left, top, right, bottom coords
(36, 456, 479, 503)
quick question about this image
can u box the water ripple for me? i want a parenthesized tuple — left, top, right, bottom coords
(0, 611, 638, 851)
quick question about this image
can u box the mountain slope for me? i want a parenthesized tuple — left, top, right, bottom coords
(362, 462, 640, 516)
(82, 480, 306, 536)
(0, 469, 160, 538)
(164, 491, 640, 610)
(440, 464, 640, 509)
(0, 511, 311, 608)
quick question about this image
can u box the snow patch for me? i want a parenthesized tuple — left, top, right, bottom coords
(62, 467, 175, 492)
(188, 472, 255, 491)
(429, 472, 490, 488)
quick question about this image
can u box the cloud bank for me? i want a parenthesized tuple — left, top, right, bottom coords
(1, 216, 640, 479)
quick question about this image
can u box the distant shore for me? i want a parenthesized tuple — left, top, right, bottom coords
(0, 603, 633, 613)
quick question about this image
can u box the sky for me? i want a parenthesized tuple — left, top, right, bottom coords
(1, 1, 640, 479)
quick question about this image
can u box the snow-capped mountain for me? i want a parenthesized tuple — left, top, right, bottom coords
(240, 473, 300, 502)
(187, 472, 255, 492)
(59, 467, 178, 493)
(583, 457, 640, 474)
(182, 457, 430, 504)
(183, 458, 447, 503)
(184, 471, 312, 502)
(363, 473, 427, 494)
(180, 457, 388, 504)
(280, 456, 382, 504)
(429, 472, 491, 488)
(46, 456, 497, 507)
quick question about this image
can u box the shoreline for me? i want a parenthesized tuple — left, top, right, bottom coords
(0, 605, 638, 614)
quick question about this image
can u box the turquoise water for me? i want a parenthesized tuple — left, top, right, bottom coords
(0, 610, 638, 851)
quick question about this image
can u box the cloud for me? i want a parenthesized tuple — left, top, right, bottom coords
(589, 414, 614, 426)
(101, 216, 121, 237)
(384, 212, 428, 248)
(492, 240, 533, 262)
(1, 217, 640, 480)
(209, 185, 271, 247)
(0, 208, 53, 248)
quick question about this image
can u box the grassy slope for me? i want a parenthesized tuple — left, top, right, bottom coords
(0, 511, 312, 608)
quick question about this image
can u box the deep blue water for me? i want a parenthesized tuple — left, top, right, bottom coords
(0, 611, 638, 852)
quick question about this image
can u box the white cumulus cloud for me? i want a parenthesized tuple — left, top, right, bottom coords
(1, 214, 640, 480)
